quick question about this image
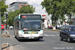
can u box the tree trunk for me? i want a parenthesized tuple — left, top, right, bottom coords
(69, 14, 71, 25)
(55, 17, 56, 26)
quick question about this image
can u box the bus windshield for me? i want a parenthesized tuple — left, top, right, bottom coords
(20, 19, 41, 29)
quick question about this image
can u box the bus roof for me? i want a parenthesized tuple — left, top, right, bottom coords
(14, 14, 42, 20)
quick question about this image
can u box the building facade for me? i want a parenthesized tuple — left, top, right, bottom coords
(8, 2, 28, 12)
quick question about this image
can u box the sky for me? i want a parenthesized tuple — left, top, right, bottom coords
(6, 0, 46, 15)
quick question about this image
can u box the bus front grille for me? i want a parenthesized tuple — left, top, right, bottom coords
(24, 31, 38, 34)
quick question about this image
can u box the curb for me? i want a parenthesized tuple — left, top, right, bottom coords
(2, 43, 14, 50)
(9, 46, 13, 50)
(1, 31, 14, 50)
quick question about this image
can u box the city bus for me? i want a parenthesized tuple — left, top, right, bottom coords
(14, 14, 43, 40)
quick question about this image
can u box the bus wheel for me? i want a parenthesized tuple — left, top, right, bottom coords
(16, 36, 20, 40)
(18, 38, 21, 41)
(35, 39, 40, 41)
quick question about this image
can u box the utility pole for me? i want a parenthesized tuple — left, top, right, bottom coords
(0, 0, 1, 49)
(0, 0, 1, 50)
(0, 10, 1, 50)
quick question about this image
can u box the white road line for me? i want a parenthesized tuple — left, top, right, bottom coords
(7, 31, 14, 41)
(49, 34, 56, 36)
(44, 34, 59, 36)
(44, 34, 49, 36)
(57, 34, 59, 36)
(11, 35, 14, 41)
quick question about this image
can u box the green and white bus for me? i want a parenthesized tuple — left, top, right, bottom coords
(14, 14, 44, 40)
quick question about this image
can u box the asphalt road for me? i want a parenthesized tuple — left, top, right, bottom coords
(2, 30, 75, 50)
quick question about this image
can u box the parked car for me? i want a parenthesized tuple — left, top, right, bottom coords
(9, 26, 14, 30)
(55, 25, 61, 30)
(48, 26, 53, 29)
(60, 25, 75, 42)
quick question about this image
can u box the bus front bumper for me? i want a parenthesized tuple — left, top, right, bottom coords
(18, 36, 43, 40)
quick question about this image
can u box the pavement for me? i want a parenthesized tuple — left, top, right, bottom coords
(2, 43, 13, 50)
(1, 29, 75, 50)
(1, 30, 13, 50)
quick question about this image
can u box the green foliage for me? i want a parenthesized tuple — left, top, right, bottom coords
(41, 0, 75, 25)
(7, 11, 15, 25)
(0, 0, 8, 16)
(1, 16, 5, 24)
(7, 5, 35, 26)
(20, 5, 35, 14)
(52, 23, 55, 26)
(60, 21, 63, 24)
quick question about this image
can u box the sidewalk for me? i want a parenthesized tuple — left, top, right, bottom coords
(1, 30, 13, 50)
(1, 43, 13, 50)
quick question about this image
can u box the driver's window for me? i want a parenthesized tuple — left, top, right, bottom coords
(73, 28, 75, 31)
(62, 26, 65, 31)
(65, 27, 68, 31)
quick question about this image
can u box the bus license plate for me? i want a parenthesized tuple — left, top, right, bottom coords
(32, 37, 34, 39)
(28, 37, 32, 39)
(28, 37, 34, 39)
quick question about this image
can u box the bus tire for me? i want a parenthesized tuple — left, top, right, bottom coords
(16, 34, 21, 41)
(14, 33, 17, 38)
(35, 39, 40, 41)
(17, 38, 21, 41)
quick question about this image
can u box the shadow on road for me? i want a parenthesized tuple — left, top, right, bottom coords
(17, 39, 44, 42)
(12, 43, 20, 46)
(14, 36, 44, 42)
(62, 39, 75, 43)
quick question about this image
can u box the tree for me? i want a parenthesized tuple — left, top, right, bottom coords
(1, 16, 5, 24)
(64, 0, 75, 24)
(41, 0, 63, 25)
(7, 5, 35, 26)
(0, 0, 8, 17)
(20, 5, 35, 14)
(41, 0, 75, 25)
(7, 11, 15, 25)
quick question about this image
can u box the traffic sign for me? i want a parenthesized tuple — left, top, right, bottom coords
(42, 15, 46, 20)
(1, 24, 4, 29)
(3, 20, 7, 22)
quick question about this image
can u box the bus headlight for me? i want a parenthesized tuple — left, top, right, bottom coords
(38, 30, 43, 35)
(19, 30, 24, 34)
(18, 30, 24, 37)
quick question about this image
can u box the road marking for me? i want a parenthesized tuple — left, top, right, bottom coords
(44, 34, 49, 36)
(49, 34, 55, 36)
(13, 35, 15, 38)
(44, 34, 59, 36)
(11, 35, 14, 41)
(7, 31, 14, 41)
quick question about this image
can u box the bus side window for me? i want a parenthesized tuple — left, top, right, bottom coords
(17, 22, 19, 29)
(15, 21, 17, 29)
